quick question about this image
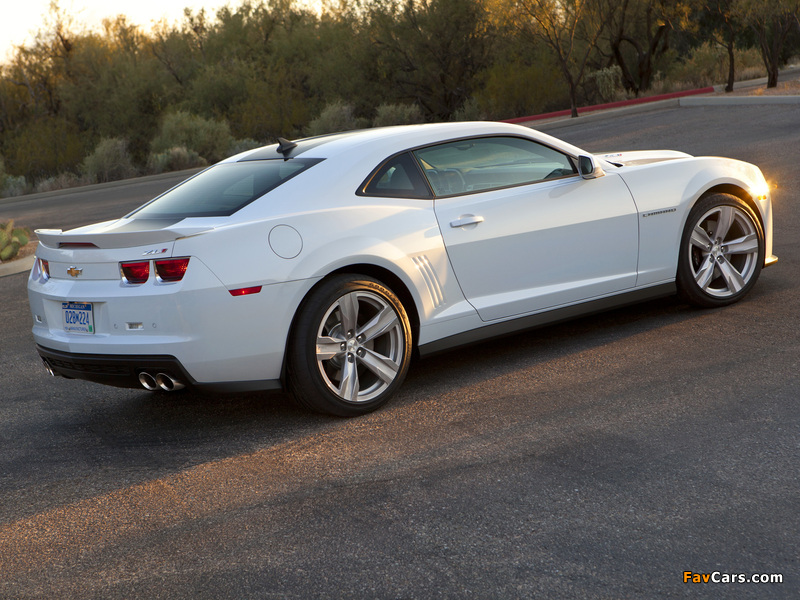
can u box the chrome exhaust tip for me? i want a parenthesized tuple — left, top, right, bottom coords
(41, 358, 55, 377)
(156, 373, 185, 392)
(138, 371, 159, 391)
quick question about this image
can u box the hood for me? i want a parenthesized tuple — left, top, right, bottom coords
(599, 150, 692, 167)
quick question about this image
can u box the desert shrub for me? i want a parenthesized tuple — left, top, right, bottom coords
(473, 60, 568, 120)
(146, 147, 207, 175)
(228, 138, 263, 157)
(668, 44, 766, 89)
(151, 112, 233, 163)
(305, 101, 370, 136)
(0, 157, 28, 198)
(3, 116, 86, 181)
(0, 174, 27, 197)
(372, 103, 424, 127)
(587, 65, 625, 103)
(33, 172, 88, 194)
(451, 98, 485, 122)
(81, 138, 138, 183)
(733, 47, 767, 81)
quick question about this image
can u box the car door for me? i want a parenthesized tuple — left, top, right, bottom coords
(418, 136, 639, 322)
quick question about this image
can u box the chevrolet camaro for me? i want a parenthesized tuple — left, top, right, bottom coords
(28, 121, 776, 415)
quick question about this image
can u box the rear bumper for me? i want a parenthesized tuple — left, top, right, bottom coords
(36, 345, 282, 393)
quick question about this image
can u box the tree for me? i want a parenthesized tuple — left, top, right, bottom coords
(700, 0, 741, 92)
(368, 0, 493, 120)
(735, 0, 800, 88)
(508, 0, 616, 118)
(603, 0, 697, 95)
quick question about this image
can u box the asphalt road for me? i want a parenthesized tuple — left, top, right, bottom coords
(1, 106, 798, 599)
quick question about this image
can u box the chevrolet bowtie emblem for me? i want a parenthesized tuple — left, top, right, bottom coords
(67, 267, 83, 278)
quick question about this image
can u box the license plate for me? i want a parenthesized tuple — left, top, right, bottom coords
(62, 302, 94, 334)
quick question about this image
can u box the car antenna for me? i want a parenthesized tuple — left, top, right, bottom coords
(276, 137, 297, 156)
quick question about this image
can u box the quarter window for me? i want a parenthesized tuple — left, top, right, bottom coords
(413, 136, 577, 196)
(361, 152, 432, 199)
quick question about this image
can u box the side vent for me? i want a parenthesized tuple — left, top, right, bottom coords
(412, 255, 445, 309)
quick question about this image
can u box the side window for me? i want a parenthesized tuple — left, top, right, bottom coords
(412, 136, 577, 196)
(361, 152, 432, 199)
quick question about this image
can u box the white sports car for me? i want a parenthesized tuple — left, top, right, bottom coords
(28, 122, 776, 415)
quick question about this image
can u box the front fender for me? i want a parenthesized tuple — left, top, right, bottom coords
(618, 157, 771, 286)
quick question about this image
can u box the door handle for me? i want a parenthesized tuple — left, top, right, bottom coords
(450, 215, 485, 228)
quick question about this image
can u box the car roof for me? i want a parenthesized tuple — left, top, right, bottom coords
(227, 121, 582, 163)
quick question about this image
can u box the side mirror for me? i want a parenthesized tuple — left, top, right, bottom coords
(578, 155, 604, 180)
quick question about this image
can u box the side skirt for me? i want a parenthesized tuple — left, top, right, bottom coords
(418, 283, 676, 357)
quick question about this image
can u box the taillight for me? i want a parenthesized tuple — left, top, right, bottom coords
(120, 261, 150, 284)
(155, 258, 190, 282)
(38, 258, 50, 281)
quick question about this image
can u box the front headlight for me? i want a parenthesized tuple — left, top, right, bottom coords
(750, 180, 772, 203)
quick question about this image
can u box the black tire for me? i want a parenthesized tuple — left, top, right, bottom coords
(676, 193, 764, 307)
(287, 274, 412, 416)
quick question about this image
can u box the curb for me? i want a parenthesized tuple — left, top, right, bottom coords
(0, 255, 34, 278)
(517, 65, 800, 130)
(680, 95, 800, 107)
(534, 94, 800, 131)
(505, 87, 715, 124)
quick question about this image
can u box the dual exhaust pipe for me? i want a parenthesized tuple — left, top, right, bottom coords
(40, 357, 185, 392)
(138, 371, 185, 392)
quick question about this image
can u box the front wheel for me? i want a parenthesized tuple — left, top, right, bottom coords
(676, 193, 764, 307)
(287, 275, 412, 416)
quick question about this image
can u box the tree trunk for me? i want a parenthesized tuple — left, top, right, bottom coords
(767, 64, 779, 88)
(725, 39, 735, 93)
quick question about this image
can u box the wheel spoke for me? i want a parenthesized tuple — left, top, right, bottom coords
(338, 292, 360, 335)
(358, 306, 399, 343)
(690, 225, 713, 249)
(338, 357, 359, 401)
(724, 233, 758, 255)
(360, 348, 400, 384)
(714, 206, 735, 240)
(717, 258, 746, 293)
(694, 255, 716, 290)
(316, 336, 344, 361)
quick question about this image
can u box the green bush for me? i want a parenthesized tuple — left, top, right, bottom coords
(81, 138, 138, 183)
(451, 98, 485, 122)
(668, 43, 765, 89)
(0, 157, 28, 198)
(146, 147, 207, 175)
(306, 101, 370, 136)
(228, 138, 263, 157)
(587, 65, 625, 103)
(372, 103, 423, 127)
(3, 116, 86, 181)
(151, 112, 233, 164)
(1, 174, 27, 197)
(33, 172, 87, 194)
(473, 60, 567, 120)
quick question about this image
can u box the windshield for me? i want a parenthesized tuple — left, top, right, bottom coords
(128, 158, 320, 218)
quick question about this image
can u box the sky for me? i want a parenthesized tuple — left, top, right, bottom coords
(0, 0, 234, 63)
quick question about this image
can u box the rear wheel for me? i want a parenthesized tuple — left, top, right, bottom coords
(287, 274, 412, 416)
(676, 193, 764, 307)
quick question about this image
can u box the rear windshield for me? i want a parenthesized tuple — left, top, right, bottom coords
(127, 158, 320, 218)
